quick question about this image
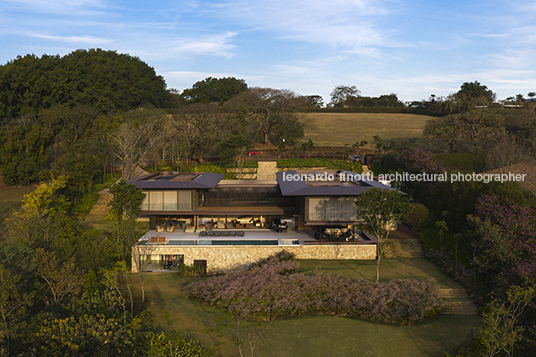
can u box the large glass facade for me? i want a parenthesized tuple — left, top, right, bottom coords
(308, 197, 359, 222)
(141, 190, 192, 211)
(201, 187, 294, 207)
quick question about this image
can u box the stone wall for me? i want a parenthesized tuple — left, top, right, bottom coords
(132, 243, 376, 273)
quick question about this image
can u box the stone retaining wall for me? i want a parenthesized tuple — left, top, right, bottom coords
(132, 244, 376, 273)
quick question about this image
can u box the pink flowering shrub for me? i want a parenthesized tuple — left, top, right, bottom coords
(470, 195, 536, 284)
(403, 148, 453, 174)
(184, 252, 443, 324)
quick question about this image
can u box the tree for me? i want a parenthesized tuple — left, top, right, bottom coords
(227, 88, 306, 145)
(354, 188, 412, 281)
(218, 134, 250, 162)
(180, 77, 248, 104)
(403, 203, 429, 233)
(173, 103, 234, 161)
(304, 95, 324, 108)
(0, 49, 174, 119)
(301, 139, 314, 158)
(455, 81, 496, 108)
(0, 263, 34, 355)
(423, 110, 506, 153)
(372, 135, 384, 152)
(33, 248, 84, 306)
(329, 85, 360, 107)
(107, 180, 145, 303)
(479, 285, 535, 357)
(109, 109, 164, 180)
(352, 140, 368, 156)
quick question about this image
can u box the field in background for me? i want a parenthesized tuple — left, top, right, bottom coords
(300, 113, 434, 146)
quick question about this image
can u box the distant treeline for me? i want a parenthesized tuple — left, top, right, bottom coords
(307, 106, 450, 116)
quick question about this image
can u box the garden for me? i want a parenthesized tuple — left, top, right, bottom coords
(136, 255, 481, 357)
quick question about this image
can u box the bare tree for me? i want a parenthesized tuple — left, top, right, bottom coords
(486, 134, 533, 170)
(109, 109, 164, 180)
(131, 242, 157, 303)
(227, 88, 306, 145)
(173, 103, 232, 161)
(329, 85, 361, 107)
(33, 248, 84, 306)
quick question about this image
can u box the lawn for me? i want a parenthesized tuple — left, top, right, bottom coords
(300, 112, 433, 146)
(135, 258, 480, 357)
(0, 184, 35, 225)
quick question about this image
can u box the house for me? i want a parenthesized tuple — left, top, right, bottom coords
(129, 169, 394, 273)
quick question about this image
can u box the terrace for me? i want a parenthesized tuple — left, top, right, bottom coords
(133, 228, 377, 273)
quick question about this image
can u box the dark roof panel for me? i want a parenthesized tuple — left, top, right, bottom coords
(276, 170, 395, 196)
(129, 172, 225, 189)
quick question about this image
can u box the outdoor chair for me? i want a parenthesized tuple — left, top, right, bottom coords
(237, 231, 245, 237)
(207, 231, 214, 237)
(213, 231, 222, 237)
(199, 231, 208, 237)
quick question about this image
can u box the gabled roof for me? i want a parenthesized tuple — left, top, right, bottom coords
(276, 170, 395, 196)
(128, 172, 225, 189)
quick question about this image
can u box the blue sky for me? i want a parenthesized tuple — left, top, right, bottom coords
(1, 0, 535, 103)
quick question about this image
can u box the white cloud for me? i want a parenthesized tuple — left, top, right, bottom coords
(212, 0, 392, 53)
(27, 32, 112, 45)
(171, 31, 237, 58)
(3, 0, 107, 15)
(126, 31, 238, 61)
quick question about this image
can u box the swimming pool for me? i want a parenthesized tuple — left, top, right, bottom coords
(164, 239, 300, 246)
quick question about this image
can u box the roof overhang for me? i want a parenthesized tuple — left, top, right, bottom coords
(276, 170, 396, 196)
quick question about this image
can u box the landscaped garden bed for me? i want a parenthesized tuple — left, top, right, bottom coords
(184, 251, 443, 324)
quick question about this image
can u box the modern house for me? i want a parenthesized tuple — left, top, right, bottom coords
(129, 169, 394, 273)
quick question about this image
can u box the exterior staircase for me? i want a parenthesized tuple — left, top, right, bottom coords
(88, 192, 113, 216)
(257, 161, 278, 180)
(439, 289, 479, 315)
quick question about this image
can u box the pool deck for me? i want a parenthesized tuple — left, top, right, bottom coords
(139, 228, 318, 245)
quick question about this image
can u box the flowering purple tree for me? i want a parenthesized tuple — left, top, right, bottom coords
(470, 195, 536, 286)
(403, 148, 451, 174)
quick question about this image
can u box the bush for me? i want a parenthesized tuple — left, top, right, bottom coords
(184, 252, 442, 324)
(277, 158, 363, 173)
(179, 264, 205, 276)
(432, 152, 486, 173)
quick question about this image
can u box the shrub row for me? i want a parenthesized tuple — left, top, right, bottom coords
(184, 252, 443, 324)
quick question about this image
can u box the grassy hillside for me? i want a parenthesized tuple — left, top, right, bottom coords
(300, 112, 434, 146)
(0, 183, 35, 225)
(135, 258, 480, 357)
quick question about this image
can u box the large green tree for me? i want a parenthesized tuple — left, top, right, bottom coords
(455, 81, 496, 108)
(227, 88, 306, 145)
(0, 49, 174, 120)
(180, 77, 248, 104)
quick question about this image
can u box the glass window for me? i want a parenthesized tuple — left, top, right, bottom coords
(178, 190, 192, 210)
(163, 191, 178, 210)
(141, 191, 150, 210)
(308, 197, 358, 221)
(150, 191, 164, 211)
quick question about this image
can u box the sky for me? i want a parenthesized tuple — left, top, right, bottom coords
(1, 0, 535, 104)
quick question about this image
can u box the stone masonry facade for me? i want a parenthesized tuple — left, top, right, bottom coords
(132, 244, 376, 273)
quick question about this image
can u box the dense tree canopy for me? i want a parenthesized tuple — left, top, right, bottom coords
(227, 87, 306, 145)
(0, 49, 174, 119)
(180, 76, 248, 104)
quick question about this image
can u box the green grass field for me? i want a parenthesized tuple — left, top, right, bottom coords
(0, 184, 35, 225)
(300, 113, 434, 146)
(134, 258, 480, 357)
